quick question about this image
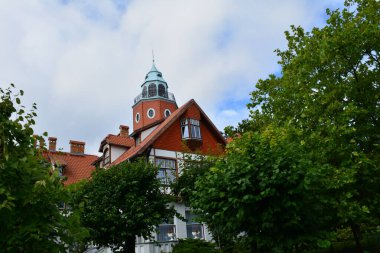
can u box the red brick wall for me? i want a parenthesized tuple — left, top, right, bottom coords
(133, 100, 177, 132)
(153, 117, 183, 151)
(184, 104, 201, 120)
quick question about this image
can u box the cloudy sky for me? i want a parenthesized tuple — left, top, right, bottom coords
(0, 0, 344, 155)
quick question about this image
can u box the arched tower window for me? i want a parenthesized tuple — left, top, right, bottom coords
(142, 86, 147, 98)
(158, 84, 167, 98)
(148, 83, 157, 97)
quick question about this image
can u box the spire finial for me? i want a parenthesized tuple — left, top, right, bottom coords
(152, 50, 155, 63)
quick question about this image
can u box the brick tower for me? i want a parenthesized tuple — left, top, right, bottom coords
(132, 62, 178, 133)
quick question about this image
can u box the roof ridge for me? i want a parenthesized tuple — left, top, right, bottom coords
(112, 99, 195, 165)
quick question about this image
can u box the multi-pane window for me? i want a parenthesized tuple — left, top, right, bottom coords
(142, 86, 147, 98)
(186, 211, 204, 239)
(158, 84, 167, 98)
(181, 118, 201, 140)
(155, 158, 176, 185)
(148, 83, 157, 97)
(104, 148, 110, 165)
(157, 217, 176, 242)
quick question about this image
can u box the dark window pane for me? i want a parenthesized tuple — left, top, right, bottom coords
(166, 169, 176, 183)
(157, 224, 176, 242)
(157, 169, 166, 184)
(148, 84, 157, 97)
(186, 211, 204, 239)
(186, 224, 203, 239)
(158, 84, 167, 97)
(142, 86, 147, 98)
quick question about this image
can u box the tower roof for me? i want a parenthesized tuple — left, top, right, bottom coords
(144, 63, 166, 83)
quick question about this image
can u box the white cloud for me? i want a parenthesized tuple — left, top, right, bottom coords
(221, 110, 238, 117)
(0, 0, 344, 155)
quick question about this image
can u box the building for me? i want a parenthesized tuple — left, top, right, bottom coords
(42, 62, 226, 252)
(42, 137, 98, 186)
(95, 62, 227, 253)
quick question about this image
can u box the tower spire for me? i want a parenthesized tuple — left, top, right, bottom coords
(152, 50, 155, 63)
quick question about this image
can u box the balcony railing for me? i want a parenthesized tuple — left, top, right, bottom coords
(134, 92, 176, 104)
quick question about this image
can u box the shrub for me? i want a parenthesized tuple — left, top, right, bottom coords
(171, 239, 218, 253)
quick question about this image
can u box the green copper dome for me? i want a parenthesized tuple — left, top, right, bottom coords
(134, 62, 176, 105)
(144, 63, 166, 83)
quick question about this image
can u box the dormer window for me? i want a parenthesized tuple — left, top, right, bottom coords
(181, 118, 201, 140)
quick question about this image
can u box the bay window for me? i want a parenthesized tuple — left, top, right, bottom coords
(181, 118, 201, 140)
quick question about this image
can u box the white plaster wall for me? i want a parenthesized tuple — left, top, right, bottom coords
(173, 203, 187, 239)
(154, 149, 177, 158)
(141, 126, 158, 141)
(111, 145, 127, 163)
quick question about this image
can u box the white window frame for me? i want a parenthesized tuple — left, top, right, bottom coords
(181, 118, 201, 140)
(164, 109, 171, 118)
(135, 112, 140, 123)
(147, 108, 155, 119)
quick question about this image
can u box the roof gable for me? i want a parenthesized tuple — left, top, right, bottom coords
(98, 134, 135, 152)
(112, 99, 226, 165)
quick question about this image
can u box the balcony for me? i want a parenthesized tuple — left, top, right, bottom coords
(134, 92, 176, 104)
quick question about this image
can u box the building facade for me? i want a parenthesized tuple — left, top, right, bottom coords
(94, 63, 226, 253)
(43, 62, 226, 253)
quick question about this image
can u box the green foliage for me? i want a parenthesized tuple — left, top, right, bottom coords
(171, 154, 216, 204)
(61, 182, 91, 253)
(0, 85, 70, 252)
(74, 159, 177, 253)
(187, 0, 379, 252)
(192, 131, 335, 252)
(171, 239, 218, 253)
(248, 0, 380, 249)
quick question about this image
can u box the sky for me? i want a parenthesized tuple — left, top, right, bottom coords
(0, 0, 344, 155)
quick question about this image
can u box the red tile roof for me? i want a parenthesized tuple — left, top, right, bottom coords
(111, 99, 226, 165)
(43, 151, 98, 185)
(98, 134, 135, 152)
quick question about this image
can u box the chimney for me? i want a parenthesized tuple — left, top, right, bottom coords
(48, 137, 57, 151)
(39, 137, 45, 150)
(69, 140, 85, 154)
(119, 125, 129, 137)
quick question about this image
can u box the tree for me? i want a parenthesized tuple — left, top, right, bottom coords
(190, 0, 379, 252)
(0, 85, 69, 252)
(74, 159, 177, 253)
(171, 154, 216, 204)
(246, 0, 379, 251)
(192, 130, 335, 253)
